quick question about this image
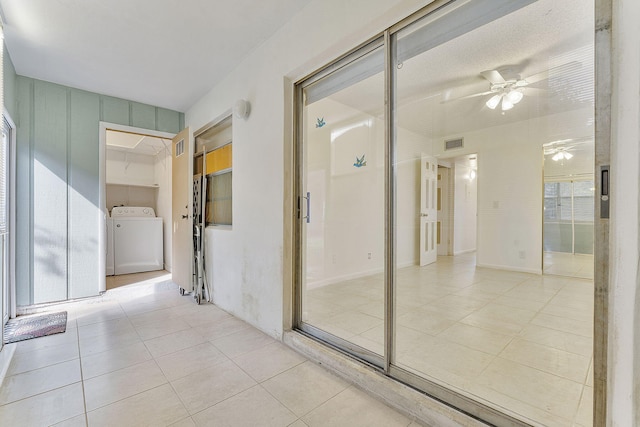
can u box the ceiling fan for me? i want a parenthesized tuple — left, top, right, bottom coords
(442, 63, 579, 111)
(543, 137, 591, 161)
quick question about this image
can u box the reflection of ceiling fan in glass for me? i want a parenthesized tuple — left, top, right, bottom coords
(444, 63, 580, 111)
(543, 138, 591, 162)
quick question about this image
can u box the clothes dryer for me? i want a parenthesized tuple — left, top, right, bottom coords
(111, 207, 163, 275)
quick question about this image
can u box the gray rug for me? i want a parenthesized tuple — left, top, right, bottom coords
(3, 311, 67, 344)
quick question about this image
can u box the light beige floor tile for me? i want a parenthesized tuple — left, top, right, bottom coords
(287, 420, 309, 427)
(499, 339, 590, 383)
(192, 385, 297, 427)
(169, 417, 196, 427)
(262, 361, 349, 417)
(84, 359, 167, 411)
(211, 327, 276, 358)
(0, 359, 81, 405)
(51, 414, 87, 427)
(398, 337, 494, 383)
(128, 307, 181, 327)
(76, 304, 126, 326)
(439, 323, 512, 355)
(193, 316, 252, 341)
(493, 295, 548, 312)
(14, 328, 78, 354)
(144, 328, 205, 358)
(0, 383, 85, 427)
(78, 317, 135, 340)
(134, 317, 192, 341)
(531, 312, 593, 337)
(575, 386, 593, 426)
(540, 303, 593, 323)
(302, 386, 411, 427)
(586, 360, 593, 387)
(79, 328, 142, 357)
(180, 305, 231, 327)
(87, 383, 188, 427)
(171, 359, 256, 414)
(81, 341, 152, 379)
(477, 358, 582, 420)
(7, 341, 78, 375)
(519, 324, 592, 357)
(233, 341, 306, 382)
(397, 310, 456, 335)
(321, 311, 383, 336)
(349, 333, 384, 355)
(156, 342, 228, 381)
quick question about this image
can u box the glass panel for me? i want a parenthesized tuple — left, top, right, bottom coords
(300, 43, 385, 356)
(393, 0, 594, 425)
(206, 171, 232, 225)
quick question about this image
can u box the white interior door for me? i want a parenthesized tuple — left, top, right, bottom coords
(172, 127, 192, 292)
(437, 166, 450, 256)
(420, 155, 437, 266)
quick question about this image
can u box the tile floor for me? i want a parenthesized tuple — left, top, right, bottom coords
(543, 252, 594, 280)
(0, 276, 421, 427)
(303, 253, 594, 427)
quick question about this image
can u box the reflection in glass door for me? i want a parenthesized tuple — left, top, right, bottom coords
(296, 0, 595, 425)
(298, 41, 386, 361)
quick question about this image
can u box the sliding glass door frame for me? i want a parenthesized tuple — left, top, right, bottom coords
(293, 0, 607, 425)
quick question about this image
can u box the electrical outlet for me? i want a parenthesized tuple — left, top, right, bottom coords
(519, 251, 526, 259)
(367, 252, 372, 260)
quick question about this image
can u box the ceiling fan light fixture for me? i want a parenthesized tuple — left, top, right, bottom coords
(552, 152, 563, 161)
(501, 97, 514, 111)
(564, 151, 573, 160)
(486, 94, 502, 109)
(507, 89, 524, 104)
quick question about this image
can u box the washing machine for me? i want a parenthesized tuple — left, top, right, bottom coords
(111, 206, 163, 275)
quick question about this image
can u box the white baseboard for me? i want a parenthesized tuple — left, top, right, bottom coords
(453, 248, 476, 256)
(307, 259, 418, 289)
(476, 263, 542, 275)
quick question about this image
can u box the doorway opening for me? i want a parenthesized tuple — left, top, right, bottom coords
(98, 123, 175, 292)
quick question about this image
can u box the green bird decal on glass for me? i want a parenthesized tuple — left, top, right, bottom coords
(353, 154, 367, 168)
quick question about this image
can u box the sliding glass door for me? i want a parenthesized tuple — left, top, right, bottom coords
(298, 40, 386, 362)
(296, 0, 595, 425)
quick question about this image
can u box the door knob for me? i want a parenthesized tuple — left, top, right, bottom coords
(182, 214, 188, 219)
(421, 213, 429, 217)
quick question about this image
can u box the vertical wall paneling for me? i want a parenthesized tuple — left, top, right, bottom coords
(131, 102, 156, 130)
(100, 96, 130, 126)
(15, 77, 32, 305)
(32, 81, 68, 304)
(3, 45, 17, 119)
(69, 89, 100, 299)
(157, 108, 181, 134)
(14, 76, 183, 306)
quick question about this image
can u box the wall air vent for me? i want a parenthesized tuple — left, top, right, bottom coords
(444, 138, 464, 151)
(175, 139, 185, 157)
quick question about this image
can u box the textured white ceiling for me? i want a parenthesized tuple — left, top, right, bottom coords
(107, 130, 170, 156)
(0, 0, 311, 112)
(329, 0, 594, 141)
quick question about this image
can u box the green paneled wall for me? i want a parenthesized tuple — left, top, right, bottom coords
(15, 76, 184, 306)
(3, 45, 17, 119)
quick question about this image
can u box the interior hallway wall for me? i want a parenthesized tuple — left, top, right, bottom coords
(15, 76, 183, 305)
(433, 107, 593, 273)
(187, 0, 430, 337)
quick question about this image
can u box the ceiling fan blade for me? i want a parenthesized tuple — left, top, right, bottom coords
(480, 70, 506, 84)
(441, 90, 494, 104)
(523, 61, 582, 85)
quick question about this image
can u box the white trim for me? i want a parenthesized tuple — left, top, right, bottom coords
(4, 110, 15, 319)
(98, 122, 176, 293)
(453, 248, 476, 256)
(306, 260, 417, 289)
(476, 262, 541, 275)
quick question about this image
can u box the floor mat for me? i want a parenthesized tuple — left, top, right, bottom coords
(3, 311, 67, 344)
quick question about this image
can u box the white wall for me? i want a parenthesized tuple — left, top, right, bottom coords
(609, 0, 640, 424)
(187, 0, 429, 337)
(433, 107, 593, 274)
(154, 147, 172, 271)
(453, 161, 477, 255)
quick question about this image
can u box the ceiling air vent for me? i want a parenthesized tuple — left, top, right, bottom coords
(444, 138, 464, 151)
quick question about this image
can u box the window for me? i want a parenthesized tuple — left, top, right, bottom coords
(194, 116, 233, 227)
(205, 143, 232, 225)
